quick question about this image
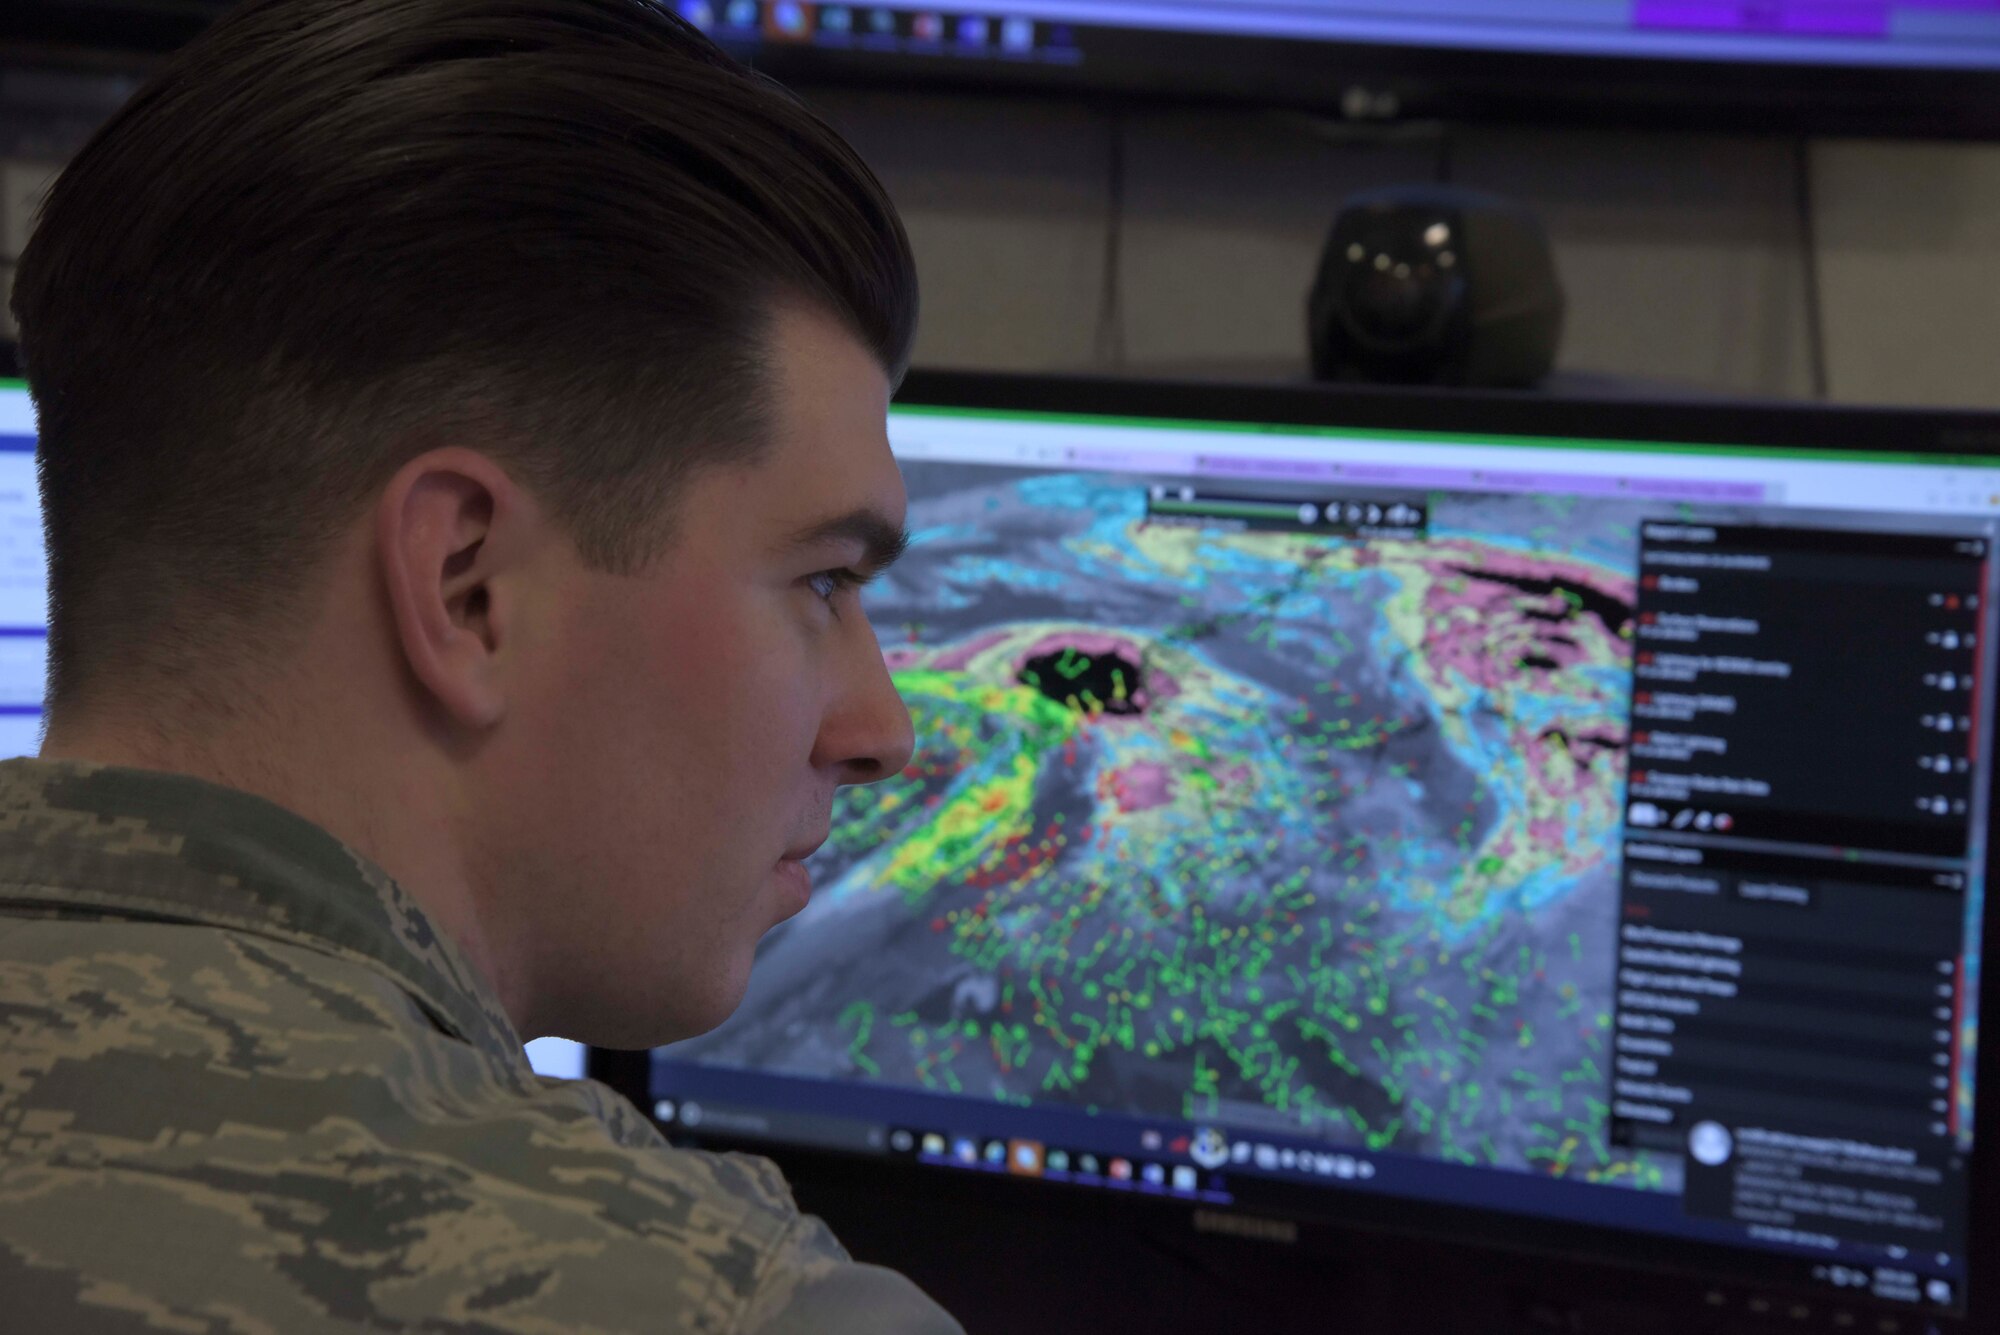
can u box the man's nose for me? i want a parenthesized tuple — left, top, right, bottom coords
(817, 621, 915, 785)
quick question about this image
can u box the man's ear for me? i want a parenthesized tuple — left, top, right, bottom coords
(376, 448, 535, 731)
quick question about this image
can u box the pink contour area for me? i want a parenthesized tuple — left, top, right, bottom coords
(1421, 547, 1633, 691)
(1108, 761, 1174, 814)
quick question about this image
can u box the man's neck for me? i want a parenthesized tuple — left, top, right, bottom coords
(38, 712, 529, 1033)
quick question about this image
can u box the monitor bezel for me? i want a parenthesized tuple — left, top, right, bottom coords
(593, 370, 2000, 1331)
(747, 21, 2000, 141)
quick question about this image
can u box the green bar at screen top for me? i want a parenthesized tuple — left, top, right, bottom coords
(889, 402, 2000, 471)
(1, 386, 1987, 470)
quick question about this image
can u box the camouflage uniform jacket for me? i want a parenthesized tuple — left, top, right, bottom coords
(0, 759, 963, 1334)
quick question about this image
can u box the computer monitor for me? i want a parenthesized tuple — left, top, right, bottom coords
(25, 1, 2000, 136)
(713, 0, 2000, 70)
(611, 372, 2000, 1331)
(0, 381, 45, 762)
(696, 0, 2000, 136)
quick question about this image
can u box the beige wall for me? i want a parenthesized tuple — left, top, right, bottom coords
(5, 66, 2000, 410)
(814, 86, 2000, 409)
(1815, 139, 2000, 407)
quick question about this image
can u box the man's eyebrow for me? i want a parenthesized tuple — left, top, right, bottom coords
(783, 508, 912, 573)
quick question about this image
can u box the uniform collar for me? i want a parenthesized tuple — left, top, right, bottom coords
(0, 757, 527, 1068)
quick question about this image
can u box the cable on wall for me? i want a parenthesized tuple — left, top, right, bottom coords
(1092, 103, 1127, 371)
(1794, 135, 1831, 401)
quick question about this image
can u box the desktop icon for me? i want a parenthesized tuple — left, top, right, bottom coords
(1253, 1143, 1279, 1170)
(1190, 1127, 1230, 1170)
(1077, 1153, 1102, 1176)
(1172, 1165, 1198, 1192)
(676, 0, 716, 28)
(724, 0, 758, 26)
(765, 0, 813, 38)
(888, 1128, 915, 1154)
(1140, 1162, 1166, 1187)
(1108, 1157, 1133, 1181)
(1140, 1129, 1163, 1151)
(952, 1136, 978, 1165)
(982, 1138, 1008, 1166)
(820, 3, 853, 30)
(1000, 15, 1033, 51)
(911, 12, 943, 40)
(1046, 1149, 1071, 1174)
(653, 1099, 677, 1123)
(867, 6, 896, 33)
(1230, 1141, 1253, 1164)
(956, 14, 990, 45)
(921, 1132, 947, 1157)
(1008, 1139, 1046, 1177)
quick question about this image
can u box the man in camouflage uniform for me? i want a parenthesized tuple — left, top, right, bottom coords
(0, 1, 960, 1330)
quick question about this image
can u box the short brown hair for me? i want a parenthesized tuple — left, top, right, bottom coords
(13, 0, 917, 712)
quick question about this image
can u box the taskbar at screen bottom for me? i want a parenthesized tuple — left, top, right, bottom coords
(646, 1062, 1968, 1323)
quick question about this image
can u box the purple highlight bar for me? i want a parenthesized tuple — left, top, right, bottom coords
(1065, 446, 1202, 474)
(1633, 2, 1888, 37)
(1193, 454, 1342, 483)
(1199, 455, 1768, 504)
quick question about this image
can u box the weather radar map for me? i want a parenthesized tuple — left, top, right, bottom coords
(671, 458, 1670, 1186)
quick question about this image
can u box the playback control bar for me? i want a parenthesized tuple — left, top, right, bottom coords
(1146, 485, 1427, 538)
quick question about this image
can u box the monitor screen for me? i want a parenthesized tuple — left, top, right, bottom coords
(701, 0, 2000, 72)
(644, 377, 1997, 1322)
(0, 382, 45, 762)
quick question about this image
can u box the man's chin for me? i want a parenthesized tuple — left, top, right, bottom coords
(553, 961, 756, 1052)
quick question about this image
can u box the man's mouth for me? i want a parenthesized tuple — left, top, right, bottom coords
(782, 834, 828, 864)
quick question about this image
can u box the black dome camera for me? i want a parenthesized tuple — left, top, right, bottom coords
(1307, 186, 1564, 389)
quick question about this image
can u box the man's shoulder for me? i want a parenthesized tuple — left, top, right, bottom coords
(0, 914, 958, 1334)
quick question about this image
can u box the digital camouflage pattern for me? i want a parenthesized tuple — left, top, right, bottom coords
(0, 759, 961, 1333)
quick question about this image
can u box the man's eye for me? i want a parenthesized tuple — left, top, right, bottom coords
(807, 569, 864, 603)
